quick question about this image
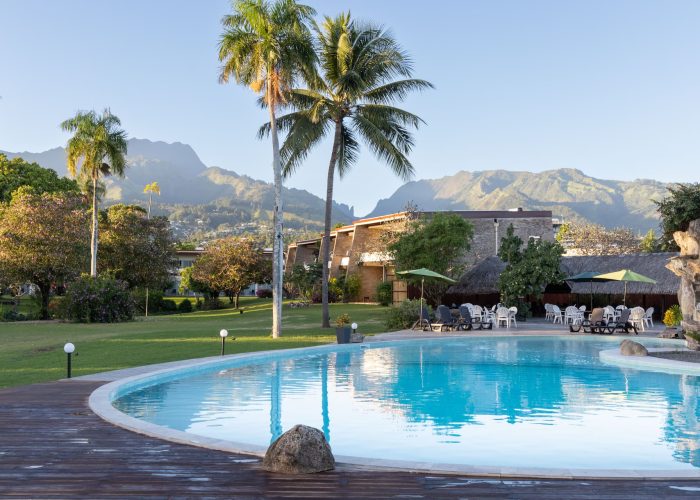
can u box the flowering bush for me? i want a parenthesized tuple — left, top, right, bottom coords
(663, 305, 683, 327)
(256, 288, 273, 298)
(58, 275, 135, 323)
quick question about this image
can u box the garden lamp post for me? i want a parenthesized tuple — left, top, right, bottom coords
(220, 329, 228, 356)
(351, 322, 358, 334)
(64, 342, 75, 378)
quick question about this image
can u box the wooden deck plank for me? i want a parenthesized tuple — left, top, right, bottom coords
(1, 380, 700, 498)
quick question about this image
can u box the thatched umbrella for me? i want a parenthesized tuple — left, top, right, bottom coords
(396, 268, 455, 329)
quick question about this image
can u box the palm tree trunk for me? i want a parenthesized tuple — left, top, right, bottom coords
(321, 121, 343, 328)
(269, 89, 284, 339)
(90, 175, 98, 277)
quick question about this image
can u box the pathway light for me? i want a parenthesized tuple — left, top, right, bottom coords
(64, 342, 75, 378)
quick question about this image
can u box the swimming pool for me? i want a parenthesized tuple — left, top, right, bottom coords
(109, 336, 700, 474)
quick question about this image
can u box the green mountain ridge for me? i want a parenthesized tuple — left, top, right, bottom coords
(367, 168, 668, 232)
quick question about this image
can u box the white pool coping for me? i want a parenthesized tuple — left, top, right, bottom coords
(88, 334, 700, 480)
(600, 347, 700, 375)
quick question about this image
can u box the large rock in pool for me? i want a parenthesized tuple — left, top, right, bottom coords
(262, 424, 335, 474)
(620, 339, 648, 357)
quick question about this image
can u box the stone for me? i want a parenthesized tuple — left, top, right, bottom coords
(620, 339, 648, 357)
(262, 424, 335, 474)
(350, 333, 365, 343)
(658, 328, 680, 339)
(686, 332, 700, 351)
(667, 219, 700, 323)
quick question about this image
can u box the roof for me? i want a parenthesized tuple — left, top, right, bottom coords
(448, 252, 680, 296)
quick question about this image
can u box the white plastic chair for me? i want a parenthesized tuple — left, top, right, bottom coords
(643, 307, 654, 328)
(603, 306, 616, 323)
(565, 306, 582, 325)
(508, 306, 518, 328)
(544, 303, 553, 321)
(472, 305, 483, 321)
(551, 305, 563, 324)
(496, 306, 511, 328)
(629, 307, 646, 332)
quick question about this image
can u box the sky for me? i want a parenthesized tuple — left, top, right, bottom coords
(1, 0, 699, 215)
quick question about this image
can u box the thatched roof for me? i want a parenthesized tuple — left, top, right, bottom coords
(448, 252, 680, 296)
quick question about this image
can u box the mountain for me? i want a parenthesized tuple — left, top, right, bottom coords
(367, 169, 668, 232)
(1, 139, 355, 233)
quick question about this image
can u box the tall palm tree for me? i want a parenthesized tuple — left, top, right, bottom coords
(218, 0, 316, 338)
(265, 13, 433, 327)
(144, 181, 160, 218)
(61, 109, 128, 277)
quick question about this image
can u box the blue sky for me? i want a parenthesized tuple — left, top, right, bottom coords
(1, 0, 699, 215)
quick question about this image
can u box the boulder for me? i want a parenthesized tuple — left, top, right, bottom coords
(620, 339, 648, 357)
(262, 424, 335, 474)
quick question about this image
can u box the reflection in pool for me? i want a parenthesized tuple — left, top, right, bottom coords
(113, 337, 700, 470)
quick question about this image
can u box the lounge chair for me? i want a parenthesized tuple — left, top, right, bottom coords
(457, 305, 492, 330)
(602, 309, 637, 335)
(432, 305, 457, 332)
(570, 307, 606, 334)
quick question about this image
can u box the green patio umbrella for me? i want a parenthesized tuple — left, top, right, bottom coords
(593, 269, 656, 305)
(396, 268, 456, 329)
(564, 271, 613, 310)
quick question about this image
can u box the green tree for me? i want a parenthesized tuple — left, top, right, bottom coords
(270, 13, 433, 327)
(218, 0, 316, 338)
(0, 154, 79, 203)
(640, 229, 662, 253)
(390, 213, 473, 304)
(498, 225, 564, 316)
(0, 191, 89, 319)
(286, 262, 322, 300)
(654, 183, 700, 250)
(99, 204, 177, 290)
(61, 109, 128, 277)
(144, 181, 160, 218)
(191, 237, 272, 308)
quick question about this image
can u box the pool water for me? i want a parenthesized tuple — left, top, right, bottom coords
(113, 336, 700, 470)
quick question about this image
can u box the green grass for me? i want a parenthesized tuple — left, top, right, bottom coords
(0, 298, 389, 389)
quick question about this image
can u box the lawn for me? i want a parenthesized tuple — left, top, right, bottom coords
(0, 298, 389, 389)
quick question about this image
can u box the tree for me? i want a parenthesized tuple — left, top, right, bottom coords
(286, 262, 322, 299)
(0, 191, 89, 319)
(0, 154, 79, 203)
(498, 224, 564, 316)
(99, 204, 177, 290)
(218, 0, 316, 338)
(389, 213, 473, 304)
(654, 183, 700, 250)
(271, 13, 432, 327)
(191, 237, 272, 308)
(144, 181, 160, 218)
(61, 109, 128, 277)
(555, 221, 640, 255)
(640, 229, 662, 253)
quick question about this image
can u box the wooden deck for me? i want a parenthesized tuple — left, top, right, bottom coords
(1, 381, 700, 499)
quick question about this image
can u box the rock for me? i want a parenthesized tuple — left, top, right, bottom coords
(350, 333, 365, 343)
(658, 328, 680, 339)
(666, 219, 700, 323)
(262, 424, 335, 474)
(686, 332, 700, 351)
(620, 339, 648, 356)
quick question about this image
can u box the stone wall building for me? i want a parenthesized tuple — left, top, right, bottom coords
(285, 209, 554, 303)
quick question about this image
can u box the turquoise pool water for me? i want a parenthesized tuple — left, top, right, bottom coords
(113, 336, 700, 470)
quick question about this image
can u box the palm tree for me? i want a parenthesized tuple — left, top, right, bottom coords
(266, 13, 432, 327)
(144, 181, 160, 218)
(61, 109, 128, 277)
(218, 0, 317, 338)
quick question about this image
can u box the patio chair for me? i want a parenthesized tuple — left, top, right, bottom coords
(578, 305, 586, 315)
(457, 305, 484, 331)
(603, 306, 616, 322)
(495, 306, 511, 328)
(643, 307, 654, 328)
(602, 309, 637, 335)
(551, 305, 563, 324)
(472, 305, 484, 321)
(570, 307, 606, 334)
(433, 305, 457, 332)
(544, 303, 554, 321)
(629, 307, 646, 332)
(565, 306, 583, 325)
(508, 306, 518, 328)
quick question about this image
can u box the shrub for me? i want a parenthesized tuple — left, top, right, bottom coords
(335, 313, 350, 327)
(385, 299, 430, 330)
(200, 296, 224, 310)
(376, 281, 393, 306)
(59, 275, 135, 323)
(256, 288, 273, 298)
(161, 299, 178, 313)
(178, 298, 193, 313)
(2, 310, 27, 322)
(344, 273, 361, 302)
(328, 277, 344, 303)
(131, 288, 164, 314)
(663, 305, 683, 327)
